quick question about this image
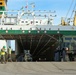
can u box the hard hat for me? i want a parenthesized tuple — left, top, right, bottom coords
(3, 46, 6, 48)
(66, 47, 69, 51)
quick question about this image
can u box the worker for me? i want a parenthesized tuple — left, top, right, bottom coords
(54, 46, 60, 61)
(24, 54, 28, 62)
(0, 46, 6, 64)
(7, 46, 12, 62)
(61, 48, 66, 61)
(65, 47, 69, 61)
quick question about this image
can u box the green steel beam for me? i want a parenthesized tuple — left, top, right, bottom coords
(0, 30, 76, 35)
(0, 30, 74, 35)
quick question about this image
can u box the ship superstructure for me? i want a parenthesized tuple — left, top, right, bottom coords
(0, 0, 76, 61)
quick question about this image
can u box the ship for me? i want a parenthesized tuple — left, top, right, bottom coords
(0, 0, 76, 61)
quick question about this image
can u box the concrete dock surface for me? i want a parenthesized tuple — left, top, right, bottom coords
(0, 62, 76, 75)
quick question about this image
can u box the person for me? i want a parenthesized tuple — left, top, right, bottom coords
(0, 46, 6, 64)
(17, 53, 24, 62)
(61, 48, 66, 61)
(7, 46, 12, 62)
(65, 47, 69, 61)
(54, 46, 60, 61)
(24, 54, 28, 62)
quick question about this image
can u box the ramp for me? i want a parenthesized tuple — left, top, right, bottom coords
(0, 62, 76, 75)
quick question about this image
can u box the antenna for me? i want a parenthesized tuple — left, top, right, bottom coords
(30, 2, 35, 11)
(26, 0, 28, 12)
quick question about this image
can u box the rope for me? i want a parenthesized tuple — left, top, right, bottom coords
(0, 34, 5, 40)
(32, 34, 44, 56)
(30, 35, 33, 51)
(35, 34, 58, 57)
(34, 38, 51, 57)
(37, 41, 58, 57)
(10, 35, 13, 39)
(19, 35, 24, 50)
(70, 0, 76, 19)
(65, 0, 74, 21)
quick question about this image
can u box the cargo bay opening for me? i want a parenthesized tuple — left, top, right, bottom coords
(0, 34, 62, 61)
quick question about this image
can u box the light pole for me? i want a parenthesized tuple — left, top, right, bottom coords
(57, 29, 62, 61)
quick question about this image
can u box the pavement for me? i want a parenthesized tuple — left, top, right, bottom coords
(0, 62, 76, 75)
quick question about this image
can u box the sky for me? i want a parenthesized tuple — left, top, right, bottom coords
(7, 0, 76, 25)
(7, 0, 76, 50)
